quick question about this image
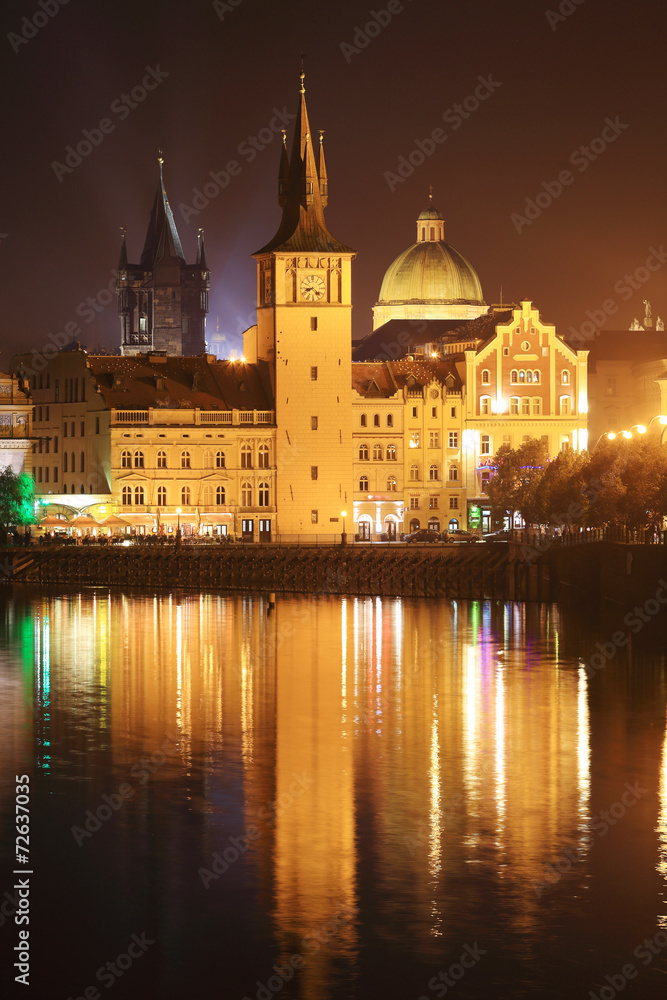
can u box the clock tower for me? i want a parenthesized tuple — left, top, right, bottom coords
(252, 72, 355, 537)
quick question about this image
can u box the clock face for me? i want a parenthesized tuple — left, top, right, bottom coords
(300, 274, 326, 301)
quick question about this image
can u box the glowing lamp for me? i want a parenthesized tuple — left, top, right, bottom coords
(660, 416, 667, 425)
(607, 433, 616, 440)
(622, 431, 632, 439)
(637, 425, 646, 434)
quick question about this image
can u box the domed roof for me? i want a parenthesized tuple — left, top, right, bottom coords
(417, 203, 444, 221)
(377, 240, 484, 306)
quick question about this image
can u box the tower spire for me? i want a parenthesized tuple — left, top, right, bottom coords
(197, 228, 208, 270)
(318, 131, 328, 207)
(140, 153, 185, 267)
(118, 225, 128, 270)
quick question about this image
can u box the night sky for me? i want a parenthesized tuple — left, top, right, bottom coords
(1, 0, 665, 368)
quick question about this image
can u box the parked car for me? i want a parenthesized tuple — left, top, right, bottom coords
(441, 529, 479, 543)
(404, 528, 441, 544)
(483, 529, 513, 542)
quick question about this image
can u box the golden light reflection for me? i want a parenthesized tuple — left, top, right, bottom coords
(657, 708, 667, 929)
(429, 700, 442, 937)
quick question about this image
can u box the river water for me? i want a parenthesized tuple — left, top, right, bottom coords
(1, 589, 667, 1000)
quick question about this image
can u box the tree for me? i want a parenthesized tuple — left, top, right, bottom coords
(0, 466, 35, 533)
(486, 439, 549, 528)
(538, 449, 589, 528)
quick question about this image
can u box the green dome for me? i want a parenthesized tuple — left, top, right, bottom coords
(417, 204, 443, 221)
(377, 241, 485, 306)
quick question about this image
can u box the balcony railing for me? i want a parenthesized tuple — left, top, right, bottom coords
(112, 408, 275, 427)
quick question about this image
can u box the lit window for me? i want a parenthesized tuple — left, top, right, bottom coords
(429, 496, 438, 510)
(257, 446, 268, 468)
(510, 397, 519, 415)
(134, 485, 145, 505)
(429, 464, 439, 481)
(521, 398, 530, 415)
(240, 445, 252, 468)
(122, 486, 132, 506)
(410, 496, 420, 509)
(481, 369, 490, 384)
(216, 486, 226, 506)
(157, 450, 167, 469)
(510, 371, 518, 384)
(449, 496, 458, 510)
(134, 450, 144, 468)
(258, 483, 269, 507)
(410, 431, 420, 448)
(387, 476, 397, 491)
(480, 396, 491, 415)
(181, 451, 191, 469)
(409, 464, 419, 481)
(359, 444, 369, 461)
(561, 396, 571, 415)
(217, 450, 226, 468)
(448, 465, 458, 481)
(359, 475, 369, 491)
(563, 370, 571, 386)
(180, 486, 190, 505)
(157, 486, 167, 506)
(448, 431, 459, 448)
(386, 444, 396, 461)
(532, 398, 541, 415)
(121, 450, 132, 468)
(481, 435, 490, 455)
(242, 482, 252, 505)
(372, 444, 383, 460)
(429, 431, 440, 448)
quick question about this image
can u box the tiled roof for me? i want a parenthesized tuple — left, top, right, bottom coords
(352, 359, 462, 397)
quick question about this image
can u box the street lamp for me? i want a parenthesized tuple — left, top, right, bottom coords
(176, 507, 182, 534)
(341, 510, 347, 546)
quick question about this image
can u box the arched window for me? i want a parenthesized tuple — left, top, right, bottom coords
(372, 444, 383, 460)
(121, 449, 132, 469)
(241, 444, 252, 469)
(526, 371, 533, 383)
(521, 397, 530, 415)
(359, 444, 369, 461)
(216, 485, 226, 506)
(481, 369, 490, 384)
(157, 486, 167, 506)
(181, 451, 191, 469)
(258, 482, 269, 507)
(429, 463, 439, 481)
(63, 452, 68, 473)
(201, 485, 213, 506)
(409, 464, 419, 481)
(216, 450, 226, 469)
(373, 413, 380, 427)
(560, 395, 571, 415)
(510, 397, 519, 415)
(409, 518, 420, 533)
(360, 414, 367, 427)
(387, 476, 397, 491)
(241, 482, 252, 506)
(134, 485, 145, 505)
(480, 395, 491, 415)
(122, 485, 132, 506)
(157, 450, 167, 469)
(257, 445, 269, 469)
(428, 517, 440, 532)
(510, 370, 518, 384)
(448, 465, 458, 481)
(532, 398, 542, 415)
(71, 452, 75, 472)
(448, 518, 459, 531)
(533, 371, 540, 383)
(80, 451, 85, 472)
(386, 444, 396, 461)
(359, 475, 369, 491)
(202, 450, 213, 470)
(562, 370, 570, 385)
(518, 370, 525, 383)
(181, 485, 191, 505)
(134, 450, 144, 468)
(430, 226, 435, 240)
(387, 414, 393, 427)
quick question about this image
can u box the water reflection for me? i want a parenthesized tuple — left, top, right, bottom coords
(1, 592, 666, 998)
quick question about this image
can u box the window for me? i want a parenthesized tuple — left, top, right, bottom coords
(157, 450, 167, 469)
(80, 451, 85, 472)
(606, 377, 616, 396)
(359, 475, 369, 491)
(503, 434, 511, 447)
(560, 396, 571, 415)
(563, 370, 571, 386)
(503, 346, 509, 356)
(429, 496, 439, 510)
(311, 416, 318, 430)
(409, 464, 419, 481)
(242, 482, 253, 505)
(258, 483, 269, 506)
(412, 406, 418, 419)
(480, 396, 491, 415)
(448, 431, 459, 449)
(71, 451, 75, 472)
(311, 510, 318, 524)
(511, 370, 518, 384)
(54, 436, 58, 454)
(45, 438, 50, 454)
(37, 467, 42, 483)
(45, 406, 50, 421)
(449, 496, 458, 510)
(373, 414, 380, 427)
(310, 317, 318, 331)
(386, 444, 396, 461)
(216, 486, 226, 506)
(481, 435, 491, 455)
(64, 423, 67, 438)
(257, 445, 268, 468)
(410, 496, 420, 509)
(510, 397, 519, 415)
(533, 371, 540, 383)
(429, 431, 440, 448)
(450, 406, 456, 418)
(121, 450, 131, 469)
(81, 421, 85, 437)
(526, 371, 533, 383)
(532, 398, 542, 415)
(134, 450, 144, 468)
(560, 435, 571, 452)
(122, 486, 132, 505)
(71, 422, 75, 437)
(518, 370, 525, 383)
(387, 476, 397, 491)
(95, 417, 100, 434)
(429, 463, 439, 481)
(410, 431, 420, 449)
(310, 366, 318, 380)
(240, 444, 252, 468)
(157, 486, 167, 507)
(53, 468, 58, 483)
(63, 453, 68, 473)
(181, 451, 191, 469)
(134, 485, 144, 505)
(203, 450, 213, 470)
(372, 444, 383, 460)
(521, 398, 530, 415)
(359, 444, 369, 461)
(387, 414, 393, 427)
(181, 486, 191, 505)
(360, 414, 367, 427)
(448, 465, 459, 481)
(431, 406, 437, 419)
(55, 380, 59, 402)
(481, 471, 491, 493)
(311, 466, 318, 480)
(481, 369, 490, 384)
(37, 406, 42, 422)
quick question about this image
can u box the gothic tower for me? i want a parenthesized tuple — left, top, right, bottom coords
(251, 72, 355, 536)
(117, 157, 210, 356)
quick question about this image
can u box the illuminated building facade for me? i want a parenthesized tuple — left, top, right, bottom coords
(0, 369, 32, 475)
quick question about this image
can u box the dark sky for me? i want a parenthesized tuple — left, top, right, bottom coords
(1, 0, 665, 367)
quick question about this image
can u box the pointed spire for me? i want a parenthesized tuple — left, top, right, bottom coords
(317, 131, 328, 207)
(197, 228, 208, 270)
(278, 129, 289, 207)
(140, 153, 185, 268)
(118, 226, 128, 269)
